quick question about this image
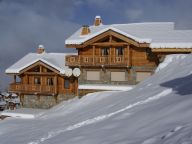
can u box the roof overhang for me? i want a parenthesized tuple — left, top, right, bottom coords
(5, 59, 65, 75)
(66, 28, 151, 48)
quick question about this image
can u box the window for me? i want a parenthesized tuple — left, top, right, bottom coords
(111, 72, 125, 81)
(116, 47, 124, 56)
(29, 66, 40, 72)
(34, 77, 41, 85)
(136, 72, 151, 82)
(87, 71, 100, 81)
(64, 79, 70, 89)
(47, 77, 54, 86)
(47, 69, 53, 72)
(101, 48, 109, 56)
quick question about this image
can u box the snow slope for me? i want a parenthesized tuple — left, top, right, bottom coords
(0, 54, 192, 144)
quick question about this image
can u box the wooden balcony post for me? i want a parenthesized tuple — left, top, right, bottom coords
(127, 45, 130, 66)
(93, 45, 95, 65)
(40, 65, 42, 73)
(54, 75, 57, 94)
(14, 75, 16, 83)
(109, 46, 111, 65)
(109, 35, 112, 42)
(78, 55, 81, 65)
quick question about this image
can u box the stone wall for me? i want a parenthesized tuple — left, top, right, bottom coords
(21, 94, 76, 109)
(79, 68, 135, 85)
(79, 67, 155, 85)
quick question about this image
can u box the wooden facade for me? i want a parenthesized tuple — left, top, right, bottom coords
(9, 62, 78, 95)
(8, 61, 78, 108)
(66, 29, 192, 85)
(66, 30, 159, 85)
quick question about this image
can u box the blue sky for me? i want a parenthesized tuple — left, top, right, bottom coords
(0, 0, 192, 90)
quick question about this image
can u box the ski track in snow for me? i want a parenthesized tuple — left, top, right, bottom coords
(28, 89, 172, 144)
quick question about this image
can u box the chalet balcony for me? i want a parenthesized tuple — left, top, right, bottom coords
(9, 83, 57, 95)
(65, 55, 128, 67)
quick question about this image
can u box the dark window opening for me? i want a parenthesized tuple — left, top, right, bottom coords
(101, 48, 109, 56)
(116, 47, 124, 56)
(47, 78, 54, 86)
(34, 77, 41, 85)
(64, 79, 70, 89)
(47, 69, 53, 72)
(33, 66, 40, 72)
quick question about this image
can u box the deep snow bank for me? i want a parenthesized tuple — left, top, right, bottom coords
(0, 54, 192, 144)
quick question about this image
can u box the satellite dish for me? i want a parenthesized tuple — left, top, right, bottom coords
(65, 68, 72, 77)
(73, 68, 81, 77)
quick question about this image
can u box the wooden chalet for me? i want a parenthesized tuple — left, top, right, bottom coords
(65, 16, 192, 95)
(5, 45, 79, 108)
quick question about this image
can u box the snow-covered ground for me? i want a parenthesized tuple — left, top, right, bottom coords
(78, 84, 133, 91)
(1, 108, 46, 119)
(0, 54, 192, 144)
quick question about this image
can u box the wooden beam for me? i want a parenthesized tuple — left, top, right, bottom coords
(24, 72, 56, 75)
(54, 75, 57, 94)
(139, 43, 150, 48)
(109, 35, 112, 42)
(65, 44, 84, 48)
(92, 42, 128, 46)
(92, 45, 95, 65)
(14, 75, 16, 83)
(127, 45, 130, 67)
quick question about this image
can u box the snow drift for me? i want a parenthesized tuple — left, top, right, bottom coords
(0, 54, 192, 144)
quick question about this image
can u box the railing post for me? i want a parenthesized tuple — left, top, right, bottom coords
(78, 55, 81, 65)
(93, 45, 95, 65)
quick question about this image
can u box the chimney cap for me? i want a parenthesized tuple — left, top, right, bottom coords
(38, 44, 44, 49)
(95, 15, 101, 19)
(37, 44, 45, 54)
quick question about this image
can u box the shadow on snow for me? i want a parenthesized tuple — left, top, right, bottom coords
(160, 74, 192, 96)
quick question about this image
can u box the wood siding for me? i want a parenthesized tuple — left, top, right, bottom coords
(9, 65, 78, 96)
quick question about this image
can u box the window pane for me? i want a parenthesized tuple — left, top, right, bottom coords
(34, 77, 41, 84)
(116, 47, 124, 55)
(101, 48, 109, 56)
(47, 78, 53, 85)
(111, 72, 125, 81)
(64, 79, 70, 89)
(87, 71, 100, 81)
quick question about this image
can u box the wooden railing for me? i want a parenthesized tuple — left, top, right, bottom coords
(9, 83, 56, 94)
(65, 55, 127, 66)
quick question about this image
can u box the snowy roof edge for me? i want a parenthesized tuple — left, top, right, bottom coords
(65, 27, 152, 45)
(151, 43, 192, 48)
(5, 58, 66, 75)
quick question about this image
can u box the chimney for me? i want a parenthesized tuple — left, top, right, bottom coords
(37, 45, 45, 54)
(94, 15, 102, 26)
(81, 25, 90, 35)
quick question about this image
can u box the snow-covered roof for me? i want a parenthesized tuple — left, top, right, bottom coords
(1, 92, 10, 97)
(65, 22, 192, 48)
(11, 93, 18, 97)
(5, 53, 77, 74)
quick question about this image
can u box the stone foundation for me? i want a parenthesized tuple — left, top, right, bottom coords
(21, 94, 76, 109)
